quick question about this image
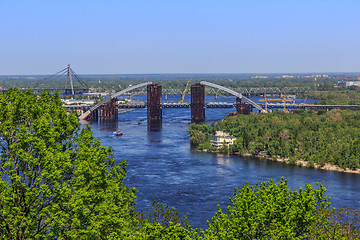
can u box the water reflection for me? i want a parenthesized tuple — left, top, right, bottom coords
(147, 130, 162, 143)
(147, 120, 162, 132)
(98, 121, 118, 132)
(216, 155, 231, 166)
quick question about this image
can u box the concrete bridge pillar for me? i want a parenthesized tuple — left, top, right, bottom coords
(191, 83, 205, 123)
(147, 84, 162, 131)
(236, 97, 252, 115)
(99, 97, 118, 121)
(87, 97, 118, 121)
(236, 97, 242, 113)
(87, 109, 98, 121)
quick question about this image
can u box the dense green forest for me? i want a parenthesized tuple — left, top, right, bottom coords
(1, 89, 360, 239)
(300, 89, 360, 105)
(189, 109, 360, 170)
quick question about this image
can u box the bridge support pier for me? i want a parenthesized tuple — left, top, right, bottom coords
(191, 83, 205, 123)
(147, 84, 162, 131)
(87, 97, 118, 121)
(87, 109, 98, 121)
(236, 97, 252, 115)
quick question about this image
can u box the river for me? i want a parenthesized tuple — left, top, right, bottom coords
(86, 94, 360, 229)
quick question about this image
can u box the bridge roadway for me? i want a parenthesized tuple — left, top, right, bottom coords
(66, 102, 360, 112)
(116, 102, 236, 109)
(266, 103, 360, 110)
(116, 102, 360, 110)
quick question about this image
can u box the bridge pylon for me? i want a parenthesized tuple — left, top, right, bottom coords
(86, 97, 118, 121)
(147, 84, 162, 131)
(236, 97, 252, 115)
(191, 83, 205, 123)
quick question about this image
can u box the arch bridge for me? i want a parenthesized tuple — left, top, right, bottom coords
(116, 86, 312, 97)
(79, 81, 267, 125)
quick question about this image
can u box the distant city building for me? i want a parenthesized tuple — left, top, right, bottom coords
(337, 81, 360, 87)
(251, 76, 269, 79)
(281, 75, 295, 78)
(312, 74, 329, 78)
(211, 131, 237, 148)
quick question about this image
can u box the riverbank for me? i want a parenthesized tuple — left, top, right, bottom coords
(197, 148, 360, 174)
(255, 153, 360, 174)
(221, 149, 360, 174)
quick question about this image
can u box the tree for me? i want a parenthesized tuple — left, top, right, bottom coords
(137, 201, 199, 240)
(204, 178, 330, 239)
(0, 89, 138, 239)
(188, 123, 213, 147)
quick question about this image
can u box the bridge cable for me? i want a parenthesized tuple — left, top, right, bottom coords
(70, 68, 89, 88)
(41, 67, 68, 81)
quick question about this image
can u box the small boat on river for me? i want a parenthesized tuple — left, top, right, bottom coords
(112, 130, 123, 136)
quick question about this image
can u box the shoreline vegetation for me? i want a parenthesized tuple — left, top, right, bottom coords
(251, 152, 360, 174)
(199, 149, 360, 174)
(189, 109, 360, 174)
(257, 154, 360, 174)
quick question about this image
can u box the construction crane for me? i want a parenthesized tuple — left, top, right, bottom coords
(300, 97, 308, 105)
(179, 79, 191, 103)
(259, 97, 294, 112)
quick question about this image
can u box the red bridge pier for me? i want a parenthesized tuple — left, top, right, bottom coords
(87, 97, 118, 121)
(236, 97, 252, 115)
(147, 84, 162, 131)
(191, 83, 205, 123)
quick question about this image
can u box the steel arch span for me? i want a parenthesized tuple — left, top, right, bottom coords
(200, 81, 267, 113)
(79, 82, 152, 120)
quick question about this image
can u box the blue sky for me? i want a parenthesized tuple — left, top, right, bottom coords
(1, 0, 359, 75)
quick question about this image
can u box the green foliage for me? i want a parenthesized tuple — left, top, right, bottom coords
(309, 208, 360, 239)
(204, 178, 330, 239)
(0, 89, 139, 239)
(137, 201, 198, 240)
(188, 123, 213, 147)
(302, 90, 360, 105)
(219, 143, 229, 154)
(144, 201, 191, 229)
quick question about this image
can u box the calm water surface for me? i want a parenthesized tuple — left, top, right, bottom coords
(87, 95, 360, 229)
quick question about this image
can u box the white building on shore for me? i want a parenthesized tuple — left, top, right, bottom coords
(211, 131, 237, 148)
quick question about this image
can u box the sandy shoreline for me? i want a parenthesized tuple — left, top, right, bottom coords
(199, 149, 360, 174)
(254, 153, 360, 174)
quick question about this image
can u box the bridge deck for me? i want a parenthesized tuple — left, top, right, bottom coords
(66, 102, 360, 111)
(116, 102, 236, 109)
